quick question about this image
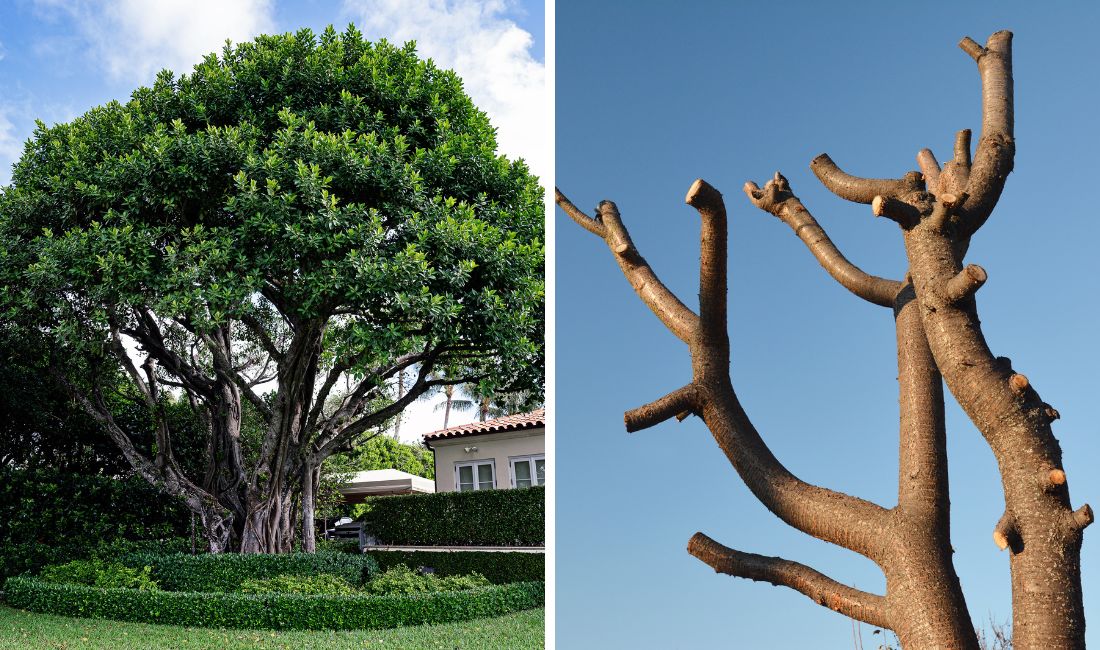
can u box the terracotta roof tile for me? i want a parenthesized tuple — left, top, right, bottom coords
(422, 408, 545, 443)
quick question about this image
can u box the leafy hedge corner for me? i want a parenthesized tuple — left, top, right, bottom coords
(2, 576, 545, 630)
(367, 550, 544, 584)
(116, 551, 381, 592)
(362, 486, 544, 546)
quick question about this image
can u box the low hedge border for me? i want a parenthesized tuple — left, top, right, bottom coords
(363, 486, 543, 546)
(116, 551, 381, 592)
(3, 576, 544, 630)
(366, 550, 544, 584)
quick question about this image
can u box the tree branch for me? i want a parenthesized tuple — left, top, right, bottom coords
(123, 309, 214, 397)
(916, 149, 941, 193)
(556, 188, 700, 343)
(688, 532, 891, 629)
(743, 173, 902, 307)
(687, 179, 727, 356)
(239, 313, 284, 366)
(555, 187, 607, 237)
(957, 31, 1014, 236)
(200, 331, 273, 421)
(810, 154, 921, 204)
(624, 384, 699, 433)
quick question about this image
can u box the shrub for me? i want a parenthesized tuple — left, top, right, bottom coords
(239, 573, 356, 595)
(316, 538, 361, 554)
(117, 551, 380, 592)
(362, 486, 544, 546)
(93, 564, 159, 591)
(367, 549, 544, 584)
(38, 560, 102, 586)
(3, 576, 544, 630)
(38, 560, 159, 591)
(0, 467, 189, 579)
(363, 564, 491, 596)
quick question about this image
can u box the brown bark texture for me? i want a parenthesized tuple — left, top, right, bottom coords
(57, 289, 479, 554)
(558, 30, 1089, 650)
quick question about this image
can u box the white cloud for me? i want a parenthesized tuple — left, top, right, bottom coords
(0, 108, 25, 186)
(343, 0, 547, 180)
(0, 39, 7, 61)
(34, 0, 275, 83)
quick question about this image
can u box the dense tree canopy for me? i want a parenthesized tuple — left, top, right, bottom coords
(0, 25, 543, 553)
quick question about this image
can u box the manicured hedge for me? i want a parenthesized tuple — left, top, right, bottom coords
(116, 551, 381, 592)
(367, 550, 544, 584)
(3, 576, 544, 630)
(362, 486, 544, 546)
(0, 467, 189, 579)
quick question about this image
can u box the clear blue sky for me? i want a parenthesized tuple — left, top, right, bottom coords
(556, 1, 1100, 648)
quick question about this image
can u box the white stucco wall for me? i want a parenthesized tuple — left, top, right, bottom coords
(430, 427, 545, 492)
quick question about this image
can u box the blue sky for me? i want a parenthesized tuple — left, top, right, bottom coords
(556, 1, 1100, 648)
(0, 0, 545, 441)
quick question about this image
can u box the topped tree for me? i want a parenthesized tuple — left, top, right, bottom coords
(559, 31, 1089, 649)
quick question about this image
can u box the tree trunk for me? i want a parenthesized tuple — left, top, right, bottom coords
(300, 461, 317, 553)
(883, 286, 977, 648)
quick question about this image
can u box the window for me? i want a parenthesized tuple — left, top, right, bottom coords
(510, 455, 546, 488)
(455, 460, 495, 491)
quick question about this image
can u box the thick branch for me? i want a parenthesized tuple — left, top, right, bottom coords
(556, 189, 700, 343)
(687, 179, 728, 354)
(810, 154, 920, 204)
(688, 532, 890, 629)
(957, 31, 1014, 236)
(123, 309, 214, 396)
(624, 384, 699, 433)
(201, 331, 274, 421)
(743, 173, 902, 307)
(916, 149, 941, 193)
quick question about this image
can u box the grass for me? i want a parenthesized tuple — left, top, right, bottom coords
(0, 604, 544, 649)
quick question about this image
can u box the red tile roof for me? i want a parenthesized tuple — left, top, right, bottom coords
(422, 408, 545, 443)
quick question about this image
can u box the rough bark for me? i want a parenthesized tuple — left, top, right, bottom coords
(558, 29, 1088, 649)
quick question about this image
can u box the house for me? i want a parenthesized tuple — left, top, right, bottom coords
(422, 408, 545, 492)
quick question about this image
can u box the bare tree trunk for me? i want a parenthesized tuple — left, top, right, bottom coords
(884, 286, 977, 648)
(300, 461, 317, 553)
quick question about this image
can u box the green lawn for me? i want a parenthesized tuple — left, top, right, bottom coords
(0, 605, 544, 649)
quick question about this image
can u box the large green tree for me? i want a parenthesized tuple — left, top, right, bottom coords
(0, 26, 544, 553)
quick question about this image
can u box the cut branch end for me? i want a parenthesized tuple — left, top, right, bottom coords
(959, 36, 984, 61)
(945, 264, 987, 303)
(686, 178, 723, 211)
(624, 384, 699, 433)
(1073, 504, 1094, 530)
(993, 513, 1019, 552)
(1047, 468, 1067, 488)
(1009, 373, 1029, 393)
(871, 195, 918, 227)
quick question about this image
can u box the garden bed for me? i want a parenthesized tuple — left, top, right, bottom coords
(3, 577, 543, 630)
(3, 551, 543, 630)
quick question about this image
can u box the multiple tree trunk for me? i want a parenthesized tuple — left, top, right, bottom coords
(558, 31, 1090, 649)
(56, 305, 482, 554)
